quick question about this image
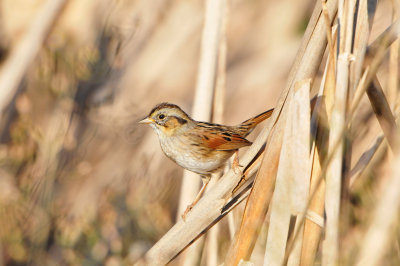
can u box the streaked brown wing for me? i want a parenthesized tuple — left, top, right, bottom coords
(208, 135, 252, 150)
(195, 127, 252, 150)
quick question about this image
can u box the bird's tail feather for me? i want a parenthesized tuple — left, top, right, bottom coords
(235, 108, 274, 136)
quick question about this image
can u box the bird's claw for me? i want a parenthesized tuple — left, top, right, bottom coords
(182, 203, 194, 221)
(232, 152, 243, 176)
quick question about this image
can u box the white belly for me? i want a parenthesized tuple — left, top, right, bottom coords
(173, 151, 225, 175)
(159, 136, 233, 175)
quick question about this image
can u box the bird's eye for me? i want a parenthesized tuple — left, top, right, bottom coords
(158, 114, 165, 120)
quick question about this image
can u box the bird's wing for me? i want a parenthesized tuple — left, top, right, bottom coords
(194, 125, 252, 151)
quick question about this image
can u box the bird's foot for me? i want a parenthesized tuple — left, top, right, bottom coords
(182, 203, 195, 221)
(232, 151, 243, 176)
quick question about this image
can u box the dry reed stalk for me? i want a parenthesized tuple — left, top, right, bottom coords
(349, 0, 373, 96)
(205, 1, 228, 265)
(0, 0, 67, 117)
(355, 132, 400, 266)
(322, 0, 356, 264)
(298, 16, 400, 266)
(228, 100, 286, 266)
(212, 0, 228, 125)
(290, 5, 396, 264)
(320, 4, 338, 119)
(341, 2, 374, 235)
(204, 176, 220, 266)
(263, 88, 295, 266)
(284, 49, 338, 266)
(177, 0, 226, 264)
(344, 0, 375, 202)
(342, 3, 373, 207)
(191, 0, 224, 121)
(263, 80, 311, 266)
(224, 1, 338, 264)
(205, 0, 231, 265)
(177, 176, 204, 266)
(300, 141, 326, 266)
(176, 0, 224, 217)
(293, 5, 400, 265)
(286, 80, 312, 266)
(299, 17, 337, 265)
(289, 84, 393, 266)
(321, 14, 400, 220)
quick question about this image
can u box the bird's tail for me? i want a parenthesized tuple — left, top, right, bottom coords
(235, 108, 274, 137)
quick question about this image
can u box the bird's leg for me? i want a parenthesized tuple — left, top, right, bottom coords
(232, 150, 243, 175)
(232, 152, 264, 194)
(182, 175, 210, 221)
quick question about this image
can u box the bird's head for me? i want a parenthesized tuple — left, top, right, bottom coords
(139, 103, 192, 137)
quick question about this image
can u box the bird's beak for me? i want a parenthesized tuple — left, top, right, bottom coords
(138, 117, 154, 124)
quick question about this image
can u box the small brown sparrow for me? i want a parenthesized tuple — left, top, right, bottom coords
(139, 103, 273, 218)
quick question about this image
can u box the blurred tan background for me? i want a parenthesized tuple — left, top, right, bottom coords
(0, 0, 396, 265)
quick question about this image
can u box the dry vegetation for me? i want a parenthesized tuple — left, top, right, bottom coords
(0, 0, 399, 265)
